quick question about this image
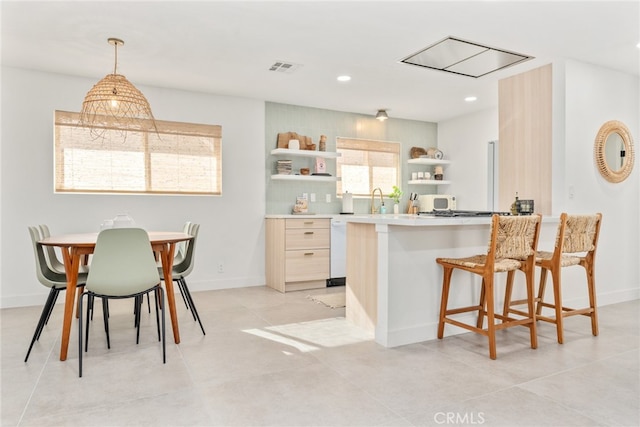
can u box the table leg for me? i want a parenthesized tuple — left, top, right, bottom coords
(59, 248, 80, 361)
(161, 243, 181, 344)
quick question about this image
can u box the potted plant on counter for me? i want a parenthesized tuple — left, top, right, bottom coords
(389, 186, 403, 214)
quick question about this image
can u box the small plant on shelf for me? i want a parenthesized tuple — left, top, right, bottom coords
(389, 186, 403, 204)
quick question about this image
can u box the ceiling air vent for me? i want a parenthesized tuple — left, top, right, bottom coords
(269, 61, 302, 73)
(400, 36, 533, 78)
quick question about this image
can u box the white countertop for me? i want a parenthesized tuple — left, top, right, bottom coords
(266, 213, 559, 226)
(265, 214, 335, 219)
(335, 213, 494, 226)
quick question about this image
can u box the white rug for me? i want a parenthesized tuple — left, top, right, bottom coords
(308, 292, 346, 309)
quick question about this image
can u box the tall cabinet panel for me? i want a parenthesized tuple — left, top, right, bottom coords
(498, 64, 552, 214)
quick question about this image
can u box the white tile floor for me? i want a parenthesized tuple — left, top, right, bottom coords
(2, 286, 638, 427)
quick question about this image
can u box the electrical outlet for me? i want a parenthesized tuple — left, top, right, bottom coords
(326, 194, 331, 203)
(302, 193, 308, 200)
(217, 262, 224, 273)
(310, 193, 316, 202)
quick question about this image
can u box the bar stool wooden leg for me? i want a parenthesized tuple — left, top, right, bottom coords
(438, 267, 453, 339)
(526, 268, 538, 349)
(586, 263, 599, 336)
(502, 271, 515, 324)
(551, 268, 564, 344)
(536, 268, 549, 316)
(485, 277, 497, 360)
(477, 280, 486, 329)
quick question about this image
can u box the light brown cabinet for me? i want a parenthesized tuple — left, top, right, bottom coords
(266, 218, 330, 292)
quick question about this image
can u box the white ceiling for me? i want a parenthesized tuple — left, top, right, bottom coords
(2, 1, 638, 123)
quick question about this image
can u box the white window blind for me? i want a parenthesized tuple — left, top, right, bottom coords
(336, 137, 400, 197)
(54, 111, 222, 195)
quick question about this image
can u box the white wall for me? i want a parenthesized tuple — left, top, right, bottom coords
(3, 60, 638, 309)
(562, 60, 639, 304)
(438, 60, 640, 308)
(437, 107, 499, 210)
(1, 67, 266, 308)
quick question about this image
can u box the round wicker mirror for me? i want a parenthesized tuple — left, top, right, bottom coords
(594, 120, 634, 183)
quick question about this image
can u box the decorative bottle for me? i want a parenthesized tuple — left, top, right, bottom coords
(510, 193, 520, 216)
(319, 134, 327, 152)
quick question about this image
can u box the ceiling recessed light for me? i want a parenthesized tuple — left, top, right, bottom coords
(337, 75, 351, 82)
(465, 96, 477, 102)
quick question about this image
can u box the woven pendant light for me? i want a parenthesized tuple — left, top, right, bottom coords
(80, 38, 156, 139)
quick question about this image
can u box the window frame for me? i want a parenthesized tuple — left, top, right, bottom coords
(53, 110, 222, 196)
(336, 137, 401, 198)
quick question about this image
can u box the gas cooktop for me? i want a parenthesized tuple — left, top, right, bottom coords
(419, 210, 512, 217)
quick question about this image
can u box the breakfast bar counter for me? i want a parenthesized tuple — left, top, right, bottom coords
(340, 214, 558, 347)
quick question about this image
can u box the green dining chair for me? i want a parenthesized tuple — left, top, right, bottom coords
(78, 228, 165, 377)
(25, 226, 88, 362)
(38, 224, 89, 275)
(173, 221, 192, 266)
(39, 224, 99, 319)
(161, 223, 204, 335)
(156, 221, 191, 312)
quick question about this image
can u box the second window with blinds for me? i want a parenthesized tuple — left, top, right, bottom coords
(336, 137, 400, 197)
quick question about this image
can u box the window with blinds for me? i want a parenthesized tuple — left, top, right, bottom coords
(54, 111, 222, 195)
(336, 137, 400, 197)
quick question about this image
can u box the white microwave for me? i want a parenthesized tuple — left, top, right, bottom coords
(418, 194, 456, 212)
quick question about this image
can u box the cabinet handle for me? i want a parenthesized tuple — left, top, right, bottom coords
(304, 231, 314, 235)
(304, 252, 314, 256)
(304, 221, 314, 225)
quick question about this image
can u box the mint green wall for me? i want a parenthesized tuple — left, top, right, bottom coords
(265, 102, 438, 214)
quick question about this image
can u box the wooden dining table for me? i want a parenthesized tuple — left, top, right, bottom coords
(39, 231, 193, 361)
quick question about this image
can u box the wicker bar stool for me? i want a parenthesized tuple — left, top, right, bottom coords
(436, 214, 541, 359)
(505, 213, 602, 344)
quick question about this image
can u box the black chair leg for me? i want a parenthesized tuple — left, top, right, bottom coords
(102, 298, 111, 349)
(133, 296, 139, 327)
(85, 295, 92, 352)
(36, 287, 59, 342)
(89, 291, 106, 322)
(176, 278, 189, 309)
(180, 278, 205, 335)
(135, 296, 142, 344)
(154, 289, 161, 341)
(177, 278, 196, 321)
(25, 287, 60, 362)
(78, 292, 86, 378)
(42, 287, 61, 329)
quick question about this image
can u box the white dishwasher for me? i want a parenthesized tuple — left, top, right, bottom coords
(329, 217, 347, 286)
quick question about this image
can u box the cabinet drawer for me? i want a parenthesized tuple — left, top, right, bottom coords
(286, 228, 330, 250)
(285, 249, 330, 282)
(286, 218, 330, 230)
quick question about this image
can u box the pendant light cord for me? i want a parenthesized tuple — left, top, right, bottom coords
(113, 42, 118, 75)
